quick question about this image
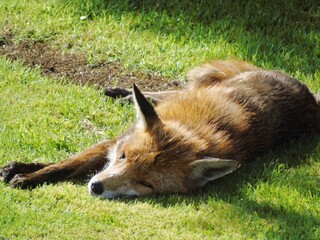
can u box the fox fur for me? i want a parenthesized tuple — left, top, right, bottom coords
(1, 60, 319, 199)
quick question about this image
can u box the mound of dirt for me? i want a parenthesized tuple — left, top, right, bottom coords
(0, 32, 181, 92)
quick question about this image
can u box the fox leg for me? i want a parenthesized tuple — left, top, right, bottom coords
(104, 87, 180, 104)
(0, 140, 114, 189)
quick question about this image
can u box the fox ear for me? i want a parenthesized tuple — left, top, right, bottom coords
(132, 84, 159, 130)
(187, 158, 240, 188)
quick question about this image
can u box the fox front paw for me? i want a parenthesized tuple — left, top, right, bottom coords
(9, 174, 31, 189)
(0, 161, 47, 185)
(0, 163, 35, 188)
(0, 161, 25, 183)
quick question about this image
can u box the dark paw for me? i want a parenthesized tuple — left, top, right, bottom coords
(104, 87, 132, 99)
(9, 174, 35, 189)
(0, 162, 24, 183)
(0, 161, 48, 183)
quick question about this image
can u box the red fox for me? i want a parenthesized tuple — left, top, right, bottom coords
(1, 60, 320, 199)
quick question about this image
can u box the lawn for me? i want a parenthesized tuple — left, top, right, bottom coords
(0, 0, 319, 239)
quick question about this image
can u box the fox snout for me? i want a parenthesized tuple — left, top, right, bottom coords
(87, 173, 137, 199)
(88, 176, 133, 199)
(87, 170, 154, 199)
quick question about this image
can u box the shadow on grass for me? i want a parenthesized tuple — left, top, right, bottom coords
(65, 0, 320, 74)
(238, 199, 319, 238)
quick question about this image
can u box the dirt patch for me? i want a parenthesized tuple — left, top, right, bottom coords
(0, 32, 181, 92)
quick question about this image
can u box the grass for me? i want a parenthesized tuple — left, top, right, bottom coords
(0, 0, 320, 239)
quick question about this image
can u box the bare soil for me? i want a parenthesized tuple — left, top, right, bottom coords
(0, 32, 181, 92)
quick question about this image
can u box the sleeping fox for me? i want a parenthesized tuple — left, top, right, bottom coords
(1, 60, 319, 199)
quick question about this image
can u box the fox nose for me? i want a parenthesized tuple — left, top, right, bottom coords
(90, 181, 104, 195)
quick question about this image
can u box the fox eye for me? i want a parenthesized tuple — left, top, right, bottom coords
(137, 180, 153, 190)
(119, 152, 126, 161)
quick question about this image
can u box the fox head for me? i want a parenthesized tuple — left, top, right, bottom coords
(88, 85, 240, 198)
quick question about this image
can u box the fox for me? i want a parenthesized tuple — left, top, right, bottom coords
(1, 60, 320, 199)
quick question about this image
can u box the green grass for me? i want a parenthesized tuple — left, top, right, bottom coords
(0, 0, 320, 239)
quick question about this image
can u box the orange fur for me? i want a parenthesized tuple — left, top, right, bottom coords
(88, 60, 319, 198)
(1, 60, 319, 199)
(187, 60, 260, 88)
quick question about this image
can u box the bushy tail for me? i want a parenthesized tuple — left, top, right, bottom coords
(187, 60, 260, 89)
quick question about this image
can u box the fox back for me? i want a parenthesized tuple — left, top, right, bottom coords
(89, 60, 320, 198)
